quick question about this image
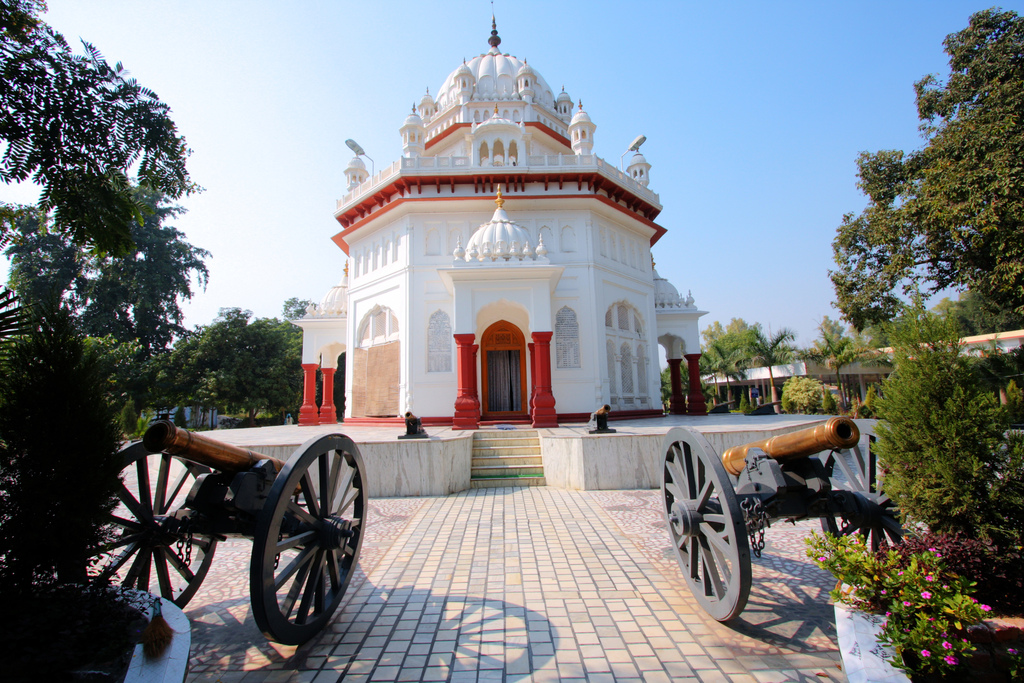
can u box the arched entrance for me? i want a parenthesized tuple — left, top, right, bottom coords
(481, 320, 528, 419)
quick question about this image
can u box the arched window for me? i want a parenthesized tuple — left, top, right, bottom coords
(555, 307, 580, 369)
(427, 311, 452, 372)
(605, 309, 613, 327)
(617, 304, 630, 330)
(607, 340, 617, 397)
(634, 314, 644, 337)
(636, 344, 648, 395)
(479, 141, 489, 165)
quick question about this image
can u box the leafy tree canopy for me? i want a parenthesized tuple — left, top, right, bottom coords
(5, 188, 209, 357)
(931, 289, 1024, 336)
(832, 9, 1024, 330)
(0, 0, 197, 256)
(282, 297, 313, 320)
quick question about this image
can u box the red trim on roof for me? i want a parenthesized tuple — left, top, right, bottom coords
(424, 122, 471, 150)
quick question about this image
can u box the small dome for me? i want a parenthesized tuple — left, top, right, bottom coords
(455, 61, 473, 79)
(404, 107, 424, 127)
(556, 87, 572, 104)
(345, 156, 366, 172)
(628, 151, 648, 166)
(516, 60, 535, 78)
(463, 189, 534, 262)
(420, 89, 435, 108)
(307, 275, 348, 318)
(570, 105, 592, 126)
(652, 267, 683, 309)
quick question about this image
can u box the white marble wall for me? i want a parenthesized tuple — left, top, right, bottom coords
(541, 423, 817, 491)
(250, 436, 473, 498)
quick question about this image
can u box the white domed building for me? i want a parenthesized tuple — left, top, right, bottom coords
(294, 20, 706, 427)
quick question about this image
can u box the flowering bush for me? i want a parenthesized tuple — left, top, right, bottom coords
(807, 532, 987, 677)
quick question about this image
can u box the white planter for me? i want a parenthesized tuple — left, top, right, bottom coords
(834, 603, 911, 683)
(124, 596, 191, 683)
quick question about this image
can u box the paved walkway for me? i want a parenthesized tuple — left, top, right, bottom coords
(184, 488, 845, 682)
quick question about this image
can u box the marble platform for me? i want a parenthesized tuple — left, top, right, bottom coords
(203, 414, 838, 496)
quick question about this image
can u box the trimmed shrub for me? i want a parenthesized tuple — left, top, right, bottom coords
(821, 389, 838, 415)
(781, 376, 823, 414)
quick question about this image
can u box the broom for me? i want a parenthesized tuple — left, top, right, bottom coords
(141, 597, 174, 659)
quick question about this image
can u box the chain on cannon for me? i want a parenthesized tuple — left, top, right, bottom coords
(661, 417, 903, 622)
(90, 421, 368, 645)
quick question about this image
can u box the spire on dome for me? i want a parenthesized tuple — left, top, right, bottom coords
(488, 15, 501, 49)
(495, 186, 504, 209)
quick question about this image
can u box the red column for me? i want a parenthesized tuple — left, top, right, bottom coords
(527, 341, 536, 417)
(685, 353, 707, 416)
(453, 334, 480, 430)
(668, 358, 686, 415)
(531, 331, 558, 428)
(299, 363, 320, 426)
(319, 367, 337, 424)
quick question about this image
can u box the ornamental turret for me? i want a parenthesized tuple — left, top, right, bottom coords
(400, 105, 425, 158)
(419, 88, 436, 121)
(626, 151, 652, 187)
(569, 102, 596, 155)
(516, 60, 536, 104)
(344, 155, 368, 191)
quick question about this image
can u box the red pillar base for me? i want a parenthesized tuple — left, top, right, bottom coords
(685, 353, 707, 416)
(453, 334, 480, 430)
(299, 363, 320, 426)
(668, 358, 686, 415)
(319, 367, 337, 424)
(531, 331, 558, 428)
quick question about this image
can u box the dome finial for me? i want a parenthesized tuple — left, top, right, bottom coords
(344, 260, 349, 276)
(493, 102, 499, 115)
(495, 185, 504, 209)
(412, 103, 417, 113)
(578, 101, 583, 110)
(488, 13, 501, 49)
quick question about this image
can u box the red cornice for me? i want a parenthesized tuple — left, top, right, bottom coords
(333, 172, 664, 252)
(524, 121, 572, 149)
(424, 122, 471, 150)
(332, 187, 666, 254)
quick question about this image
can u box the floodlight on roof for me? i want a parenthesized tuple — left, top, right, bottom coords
(620, 135, 648, 172)
(345, 139, 366, 156)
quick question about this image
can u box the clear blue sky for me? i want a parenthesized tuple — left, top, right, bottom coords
(3, 0, 1020, 349)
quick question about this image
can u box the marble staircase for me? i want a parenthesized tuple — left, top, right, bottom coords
(470, 430, 545, 488)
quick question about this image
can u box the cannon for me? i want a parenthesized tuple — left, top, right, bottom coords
(92, 422, 366, 645)
(661, 418, 901, 621)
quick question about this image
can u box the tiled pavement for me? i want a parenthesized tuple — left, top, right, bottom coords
(184, 487, 845, 683)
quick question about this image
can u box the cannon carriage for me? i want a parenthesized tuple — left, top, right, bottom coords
(93, 422, 366, 645)
(661, 418, 902, 621)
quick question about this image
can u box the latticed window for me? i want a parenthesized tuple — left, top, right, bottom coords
(427, 311, 452, 372)
(634, 314, 644, 337)
(636, 345, 648, 394)
(617, 304, 629, 330)
(555, 307, 580, 369)
(373, 310, 387, 338)
(360, 307, 400, 348)
(605, 308, 613, 327)
(620, 343, 634, 394)
(607, 340, 617, 396)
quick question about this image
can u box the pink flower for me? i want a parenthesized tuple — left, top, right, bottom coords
(929, 547, 937, 552)
(926, 575, 934, 581)
(818, 556, 827, 562)
(921, 591, 932, 599)
(942, 641, 952, 650)
(921, 649, 931, 657)
(886, 612, 892, 617)
(981, 604, 992, 612)
(1009, 648, 1017, 655)
(944, 655, 958, 665)
(903, 601, 912, 607)
(881, 590, 887, 594)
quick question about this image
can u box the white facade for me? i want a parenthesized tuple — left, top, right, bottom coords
(296, 22, 705, 424)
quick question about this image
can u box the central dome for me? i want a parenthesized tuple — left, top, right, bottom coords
(436, 23, 556, 110)
(460, 189, 541, 262)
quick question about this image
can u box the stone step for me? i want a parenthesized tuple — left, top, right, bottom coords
(472, 435, 540, 445)
(472, 455, 543, 467)
(471, 445, 541, 457)
(471, 463, 544, 477)
(470, 476, 547, 488)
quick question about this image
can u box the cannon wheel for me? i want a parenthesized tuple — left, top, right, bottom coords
(93, 441, 218, 607)
(661, 427, 751, 622)
(250, 434, 366, 645)
(819, 425, 902, 550)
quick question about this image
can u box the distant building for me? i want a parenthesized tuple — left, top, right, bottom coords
(293, 20, 706, 427)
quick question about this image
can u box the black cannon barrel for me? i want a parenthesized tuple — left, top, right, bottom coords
(143, 420, 285, 473)
(720, 416, 860, 476)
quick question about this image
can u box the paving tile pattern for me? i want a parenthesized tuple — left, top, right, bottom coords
(184, 488, 846, 682)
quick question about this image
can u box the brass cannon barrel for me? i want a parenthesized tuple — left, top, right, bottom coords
(721, 416, 860, 476)
(143, 421, 285, 473)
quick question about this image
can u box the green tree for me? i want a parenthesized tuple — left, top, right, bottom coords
(282, 297, 314, 320)
(832, 9, 1024, 330)
(156, 308, 302, 426)
(6, 189, 209, 358)
(874, 306, 1024, 546)
(821, 388, 838, 414)
(0, 0, 197, 256)
(931, 289, 1024, 336)
(801, 318, 880, 409)
(700, 337, 748, 406)
(747, 326, 796, 406)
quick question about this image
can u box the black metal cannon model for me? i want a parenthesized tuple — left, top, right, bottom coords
(661, 418, 902, 621)
(92, 422, 366, 644)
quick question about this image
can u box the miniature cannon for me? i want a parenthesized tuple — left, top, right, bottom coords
(92, 422, 366, 645)
(661, 418, 901, 621)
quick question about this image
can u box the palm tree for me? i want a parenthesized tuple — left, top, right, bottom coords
(701, 338, 749, 406)
(747, 326, 796, 407)
(0, 287, 28, 355)
(802, 322, 883, 409)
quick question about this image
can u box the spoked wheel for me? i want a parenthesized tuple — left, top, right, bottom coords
(93, 441, 218, 607)
(819, 426, 903, 550)
(661, 427, 751, 622)
(250, 434, 366, 645)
